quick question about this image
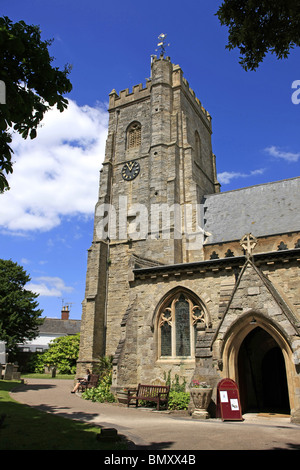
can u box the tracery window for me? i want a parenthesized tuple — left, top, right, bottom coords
(158, 291, 208, 359)
(127, 121, 141, 149)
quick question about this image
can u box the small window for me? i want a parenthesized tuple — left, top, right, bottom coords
(158, 291, 207, 359)
(127, 122, 141, 149)
(195, 131, 202, 164)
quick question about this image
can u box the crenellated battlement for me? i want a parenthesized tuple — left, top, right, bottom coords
(182, 76, 211, 122)
(108, 80, 151, 110)
(172, 63, 211, 124)
(108, 56, 211, 124)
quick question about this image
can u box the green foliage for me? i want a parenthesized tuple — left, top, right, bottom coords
(31, 352, 47, 373)
(163, 371, 190, 410)
(164, 371, 187, 392)
(216, 0, 300, 70)
(94, 355, 114, 379)
(168, 390, 190, 411)
(0, 16, 72, 191)
(81, 356, 115, 403)
(23, 351, 45, 373)
(82, 370, 116, 403)
(39, 333, 80, 374)
(0, 259, 43, 354)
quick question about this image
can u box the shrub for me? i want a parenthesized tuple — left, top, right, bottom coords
(167, 373, 187, 393)
(94, 355, 114, 379)
(82, 371, 115, 403)
(36, 334, 80, 374)
(163, 372, 190, 410)
(27, 352, 45, 373)
(168, 390, 190, 410)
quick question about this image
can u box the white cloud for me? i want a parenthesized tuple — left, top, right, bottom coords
(218, 168, 265, 185)
(265, 146, 300, 162)
(0, 99, 108, 232)
(27, 276, 74, 297)
(218, 171, 244, 184)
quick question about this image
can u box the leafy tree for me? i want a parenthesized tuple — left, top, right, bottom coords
(0, 259, 43, 354)
(41, 333, 80, 374)
(0, 16, 72, 192)
(216, 0, 300, 70)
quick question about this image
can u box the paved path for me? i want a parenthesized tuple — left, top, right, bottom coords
(10, 379, 300, 450)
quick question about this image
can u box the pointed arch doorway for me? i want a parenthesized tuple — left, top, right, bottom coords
(238, 326, 290, 414)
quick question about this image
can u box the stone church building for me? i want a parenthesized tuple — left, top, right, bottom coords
(77, 54, 300, 422)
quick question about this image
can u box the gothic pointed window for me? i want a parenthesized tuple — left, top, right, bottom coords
(127, 121, 141, 149)
(158, 290, 208, 359)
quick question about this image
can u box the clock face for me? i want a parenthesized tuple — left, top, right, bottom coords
(121, 160, 140, 181)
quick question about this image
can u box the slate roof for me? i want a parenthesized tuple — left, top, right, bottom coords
(202, 176, 300, 244)
(39, 318, 81, 335)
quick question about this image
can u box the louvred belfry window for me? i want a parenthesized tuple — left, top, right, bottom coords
(127, 122, 141, 149)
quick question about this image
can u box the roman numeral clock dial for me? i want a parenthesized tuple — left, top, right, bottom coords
(121, 160, 140, 181)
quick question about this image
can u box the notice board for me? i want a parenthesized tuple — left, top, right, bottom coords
(217, 378, 243, 421)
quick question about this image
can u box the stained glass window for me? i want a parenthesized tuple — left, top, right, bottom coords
(175, 295, 190, 356)
(158, 292, 206, 358)
(161, 322, 172, 356)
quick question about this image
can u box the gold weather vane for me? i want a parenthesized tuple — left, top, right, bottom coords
(155, 33, 170, 57)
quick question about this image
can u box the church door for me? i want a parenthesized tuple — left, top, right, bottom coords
(238, 327, 290, 414)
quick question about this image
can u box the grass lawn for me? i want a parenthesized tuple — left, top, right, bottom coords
(0, 380, 127, 450)
(21, 373, 75, 380)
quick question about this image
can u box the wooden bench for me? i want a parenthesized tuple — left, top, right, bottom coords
(127, 384, 170, 410)
(78, 374, 99, 392)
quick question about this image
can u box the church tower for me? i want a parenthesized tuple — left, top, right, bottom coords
(77, 54, 220, 375)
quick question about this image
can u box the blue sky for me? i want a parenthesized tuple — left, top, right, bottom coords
(1, 0, 300, 319)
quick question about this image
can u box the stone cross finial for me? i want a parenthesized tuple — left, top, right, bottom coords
(240, 233, 257, 257)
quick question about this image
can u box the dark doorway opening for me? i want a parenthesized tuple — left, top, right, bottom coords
(238, 327, 290, 414)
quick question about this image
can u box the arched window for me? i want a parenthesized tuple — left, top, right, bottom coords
(158, 290, 208, 359)
(127, 121, 141, 149)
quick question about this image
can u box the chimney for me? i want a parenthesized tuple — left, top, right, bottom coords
(61, 305, 70, 320)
